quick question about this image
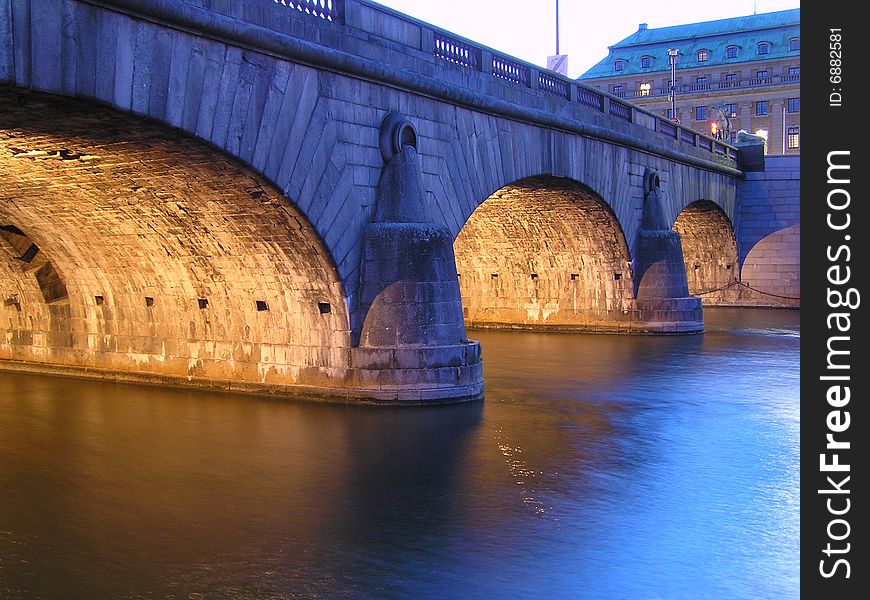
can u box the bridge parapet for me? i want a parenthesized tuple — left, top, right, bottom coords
(168, 0, 740, 172)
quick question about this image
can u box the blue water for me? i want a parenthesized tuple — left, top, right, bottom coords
(0, 308, 800, 599)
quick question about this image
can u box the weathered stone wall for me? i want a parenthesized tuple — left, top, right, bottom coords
(736, 155, 800, 307)
(0, 0, 749, 399)
(673, 201, 741, 305)
(0, 0, 740, 326)
(1, 93, 352, 395)
(453, 177, 704, 334)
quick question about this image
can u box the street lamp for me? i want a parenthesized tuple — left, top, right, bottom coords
(667, 48, 679, 122)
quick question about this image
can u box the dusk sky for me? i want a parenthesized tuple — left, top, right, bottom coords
(372, 0, 801, 77)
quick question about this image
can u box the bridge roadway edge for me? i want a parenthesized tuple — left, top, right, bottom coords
(77, 0, 742, 178)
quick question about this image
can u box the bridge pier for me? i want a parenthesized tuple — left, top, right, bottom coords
(350, 114, 483, 403)
(633, 170, 704, 333)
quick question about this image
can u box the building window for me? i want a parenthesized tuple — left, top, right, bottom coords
(724, 73, 737, 87)
(638, 82, 651, 97)
(789, 38, 800, 51)
(788, 97, 800, 113)
(697, 49, 708, 62)
(641, 56, 652, 69)
(787, 126, 800, 149)
(696, 76, 707, 87)
(614, 60, 625, 72)
(756, 70, 769, 79)
(695, 106, 707, 120)
(612, 84, 624, 97)
(667, 108, 674, 120)
(755, 100, 768, 116)
(757, 42, 770, 55)
(725, 103, 737, 118)
(788, 67, 800, 75)
(726, 45, 739, 59)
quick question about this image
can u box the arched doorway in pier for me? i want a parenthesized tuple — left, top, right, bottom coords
(672, 200, 739, 304)
(0, 91, 351, 389)
(453, 176, 634, 331)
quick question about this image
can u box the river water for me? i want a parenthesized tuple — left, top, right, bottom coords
(0, 308, 799, 599)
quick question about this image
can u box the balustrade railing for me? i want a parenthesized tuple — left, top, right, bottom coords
(273, 0, 341, 22)
(658, 119, 677, 139)
(576, 87, 604, 111)
(262, 0, 739, 166)
(609, 99, 632, 122)
(538, 71, 570, 99)
(622, 74, 800, 99)
(492, 55, 529, 86)
(680, 128, 697, 145)
(433, 33, 479, 69)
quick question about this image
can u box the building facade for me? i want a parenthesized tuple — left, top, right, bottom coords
(578, 9, 800, 155)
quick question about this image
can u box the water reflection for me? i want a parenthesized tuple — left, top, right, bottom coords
(0, 308, 799, 599)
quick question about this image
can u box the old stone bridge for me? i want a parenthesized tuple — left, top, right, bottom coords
(0, 0, 799, 403)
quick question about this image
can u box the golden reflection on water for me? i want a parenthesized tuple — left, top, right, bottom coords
(0, 308, 799, 599)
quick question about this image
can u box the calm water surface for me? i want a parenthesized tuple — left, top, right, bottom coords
(0, 308, 799, 599)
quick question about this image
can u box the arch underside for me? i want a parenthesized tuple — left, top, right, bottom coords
(0, 92, 352, 393)
(673, 201, 740, 305)
(454, 177, 692, 333)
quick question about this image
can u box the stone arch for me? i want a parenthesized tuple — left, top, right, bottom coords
(0, 91, 351, 393)
(453, 176, 637, 332)
(673, 200, 740, 304)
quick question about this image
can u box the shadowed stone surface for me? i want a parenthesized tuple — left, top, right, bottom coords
(633, 174, 702, 332)
(736, 155, 800, 307)
(356, 143, 482, 402)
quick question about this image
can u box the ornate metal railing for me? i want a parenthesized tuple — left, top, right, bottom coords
(433, 33, 479, 69)
(273, 0, 341, 22)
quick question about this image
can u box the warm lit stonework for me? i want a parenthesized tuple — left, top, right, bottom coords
(0, 0, 798, 402)
(0, 93, 353, 395)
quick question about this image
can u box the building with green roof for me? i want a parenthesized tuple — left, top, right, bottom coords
(578, 9, 800, 155)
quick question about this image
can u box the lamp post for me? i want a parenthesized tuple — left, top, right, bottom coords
(555, 0, 560, 56)
(667, 48, 679, 122)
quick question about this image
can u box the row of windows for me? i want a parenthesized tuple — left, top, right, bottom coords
(616, 38, 799, 71)
(689, 98, 799, 120)
(612, 67, 799, 94)
(754, 98, 800, 115)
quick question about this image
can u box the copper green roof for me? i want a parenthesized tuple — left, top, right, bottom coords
(579, 8, 799, 80)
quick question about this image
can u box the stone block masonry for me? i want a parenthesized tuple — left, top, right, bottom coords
(0, 0, 760, 402)
(736, 155, 800, 307)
